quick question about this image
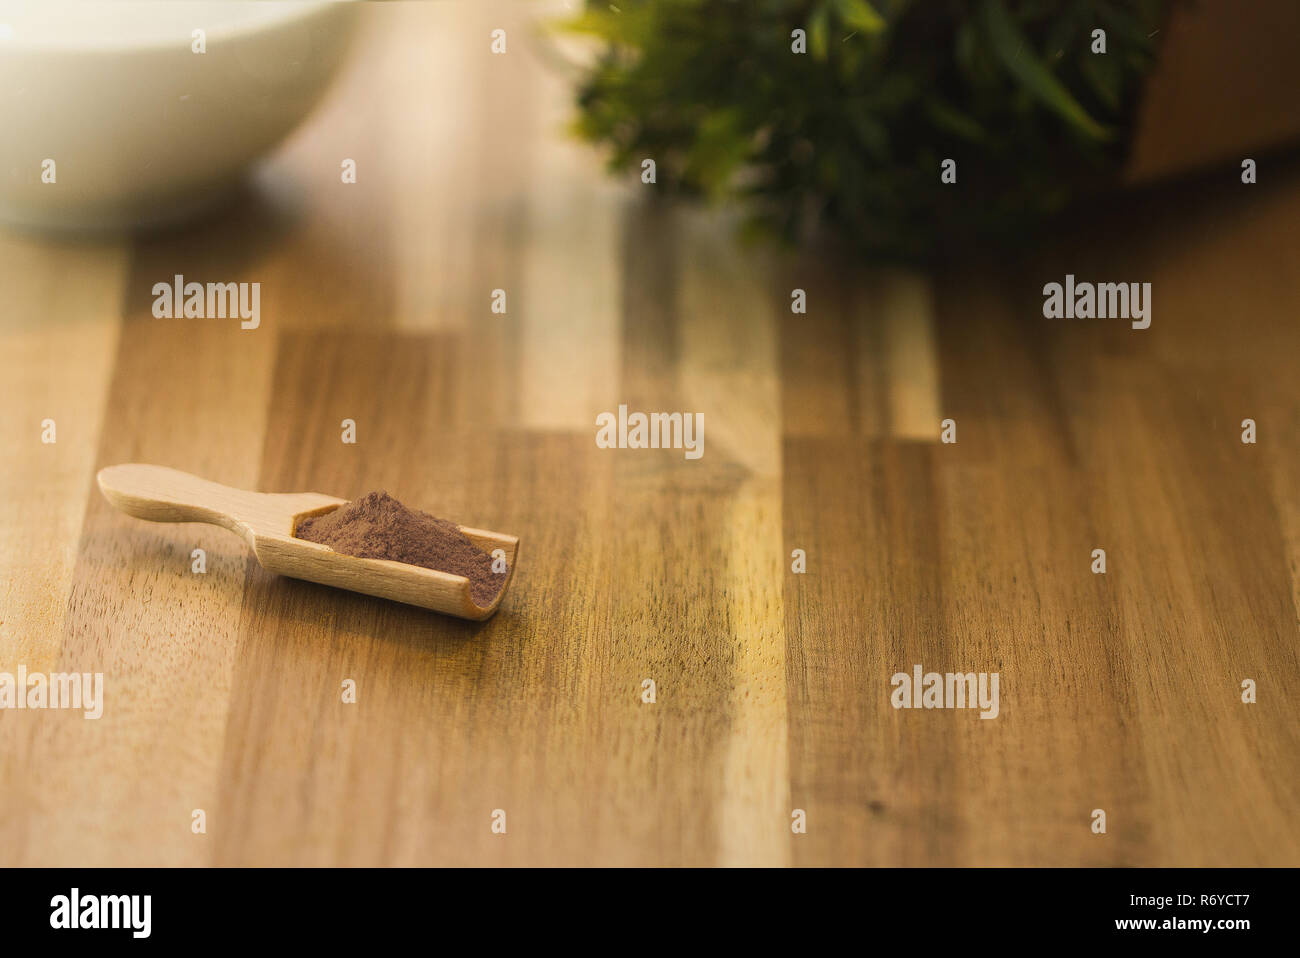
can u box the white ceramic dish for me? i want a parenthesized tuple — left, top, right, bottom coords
(0, 1, 359, 231)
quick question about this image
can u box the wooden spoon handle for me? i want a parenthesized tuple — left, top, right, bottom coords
(97, 464, 268, 542)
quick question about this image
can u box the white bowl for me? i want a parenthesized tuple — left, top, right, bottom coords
(0, 1, 359, 232)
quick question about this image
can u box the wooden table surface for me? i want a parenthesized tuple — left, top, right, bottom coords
(2, 1, 1298, 867)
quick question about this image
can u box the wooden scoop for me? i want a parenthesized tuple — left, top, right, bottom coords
(96, 464, 518, 620)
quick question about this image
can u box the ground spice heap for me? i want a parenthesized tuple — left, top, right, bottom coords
(296, 492, 503, 607)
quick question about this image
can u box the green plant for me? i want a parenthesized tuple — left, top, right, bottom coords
(564, 0, 1165, 261)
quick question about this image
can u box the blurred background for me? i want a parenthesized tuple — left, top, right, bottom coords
(2, 0, 1299, 867)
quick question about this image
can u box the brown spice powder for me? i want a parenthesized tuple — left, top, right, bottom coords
(296, 491, 504, 607)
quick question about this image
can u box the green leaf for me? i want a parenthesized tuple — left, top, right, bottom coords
(556, 9, 631, 42)
(808, 4, 831, 61)
(833, 0, 886, 34)
(686, 109, 752, 198)
(1080, 48, 1122, 112)
(980, 0, 1112, 140)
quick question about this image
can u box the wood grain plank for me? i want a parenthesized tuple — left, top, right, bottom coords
(12, 225, 280, 864)
(878, 269, 942, 441)
(927, 274, 1149, 866)
(675, 208, 789, 865)
(0, 238, 126, 670)
(777, 251, 860, 438)
(785, 437, 945, 865)
(0, 237, 127, 866)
